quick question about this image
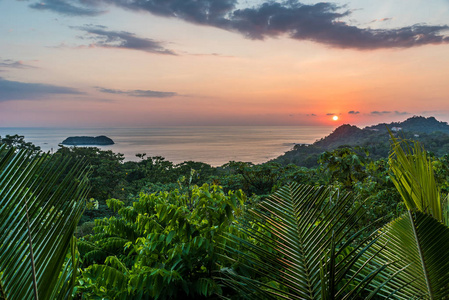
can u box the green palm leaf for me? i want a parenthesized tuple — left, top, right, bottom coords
(389, 134, 442, 222)
(0, 145, 90, 300)
(365, 210, 449, 299)
(222, 183, 389, 299)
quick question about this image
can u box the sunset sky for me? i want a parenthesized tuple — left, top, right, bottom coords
(1, 0, 449, 127)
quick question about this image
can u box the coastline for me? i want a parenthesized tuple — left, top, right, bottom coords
(0, 126, 334, 166)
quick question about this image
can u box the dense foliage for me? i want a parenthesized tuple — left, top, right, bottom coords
(76, 185, 246, 299)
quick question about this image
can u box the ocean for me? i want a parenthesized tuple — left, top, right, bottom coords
(0, 126, 334, 166)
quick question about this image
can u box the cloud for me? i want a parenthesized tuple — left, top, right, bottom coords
(189, 52, 235, 58)
(85, 0, 449, 50)
(230, 2, 449, 49)
(326, 113, 335, 116)
(306, 113, 317, 117)
(104, 0, 237, 25)
(394, 111, 409, 115)
(370, 111, 391, 115)
(0, 59, 36, 70)
(29, 0, 105, 16)
(369, 17, 393, 24)
(348, 110, 360, 114)
(0, 77, 83, 101)
(97, 87, 178, 98)
(73, 25, 176, 55)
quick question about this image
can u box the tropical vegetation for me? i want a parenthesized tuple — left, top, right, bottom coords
(2, 120, 449, 299)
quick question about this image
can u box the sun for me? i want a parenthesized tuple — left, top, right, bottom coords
(332, 115, 339, 121)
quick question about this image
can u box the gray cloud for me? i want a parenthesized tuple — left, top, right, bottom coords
(97, 87, 178, 98)
(73, 25, 176, 55)
(394, 110, 409, 115)
(27, 0, 449, 50)
(29, 0, 105, 16)
(306, 113, 317, 117)
(371, 111, 391, 115)
(102, 0, 237, 25)
(0, 59, 36, 70)
(326, 113, 335, 116)
(348, 110, 360, 114)
(0, 77, 84, 101)
(87, 0, 449, 50)
(230, 2, 449, 49)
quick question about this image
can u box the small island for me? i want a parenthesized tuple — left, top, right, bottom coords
(61, 135, 114, 146)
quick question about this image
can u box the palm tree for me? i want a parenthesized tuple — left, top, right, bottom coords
(0, 145, 90, 300)
(222, 183, 392, 299)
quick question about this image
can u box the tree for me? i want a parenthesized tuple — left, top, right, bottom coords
(76, 184, 246, 299)
(318, 146, 368, 190)
(55, 146, 124, 200)
(0, 134, 41, 153)
(216, 161, 285, 196)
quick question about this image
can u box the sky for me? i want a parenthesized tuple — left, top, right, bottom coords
(1, 0, 449, 128)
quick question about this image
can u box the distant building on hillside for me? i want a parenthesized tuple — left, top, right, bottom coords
(391, 127, 402, 132)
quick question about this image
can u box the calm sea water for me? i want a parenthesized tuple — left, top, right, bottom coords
(0, 126, 333, 166)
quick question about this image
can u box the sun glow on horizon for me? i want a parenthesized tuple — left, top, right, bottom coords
(332, 116, 339, 121)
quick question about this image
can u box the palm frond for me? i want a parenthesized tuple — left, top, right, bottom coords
(389, 133, 442, 222)
(0, 145, 90, 300)
(221, 183, 389, 299)
(365, 210, 449, 299)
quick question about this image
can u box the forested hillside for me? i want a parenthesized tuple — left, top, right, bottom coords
(274, 116, 449, 166)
